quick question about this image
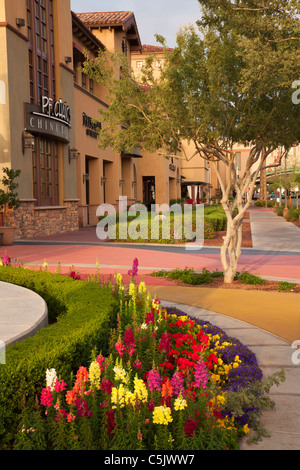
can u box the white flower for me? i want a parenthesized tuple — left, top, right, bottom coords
(46, 368, 57, 391)
(141, 323, 148, 330)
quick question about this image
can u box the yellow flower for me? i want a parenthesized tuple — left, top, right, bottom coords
(233, 362, 239, 369)
(111, 384, 127, 408)
(174, 394, 187, 411)
(125, 390, 136, 407)
(133, 376, 148, 403)
(138, 281, 146, 294)
(243, 423, 250, 434)
(88, 361, 101, 390)
(211, 373, 221, 382)
(113, 365, 128, 383)
(129, 282, 136, 297)
(153, 405, 173, 425)
(216, 394, 226, 405)
(115, 273, 123, 284)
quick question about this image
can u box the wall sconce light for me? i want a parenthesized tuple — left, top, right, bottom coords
(101, 177, 107, 185)
(16, 18, 26, 27)
(132, 181, 137, 188)
(22, 130, 34, 154)
(65, 56, 72, 64)
(69, 147, 79, 164)
(177, 178, 181, 184)
(83, 174, 89, 183)
(119, 179, 125, 186)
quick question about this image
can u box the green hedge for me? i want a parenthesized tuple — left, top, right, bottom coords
(0, 267, 118, 448)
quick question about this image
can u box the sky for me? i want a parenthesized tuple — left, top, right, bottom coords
(70, 0, 203, 48)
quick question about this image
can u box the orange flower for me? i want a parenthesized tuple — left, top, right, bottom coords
(161, 379, 173, 398)
(66, 389, 77, 405)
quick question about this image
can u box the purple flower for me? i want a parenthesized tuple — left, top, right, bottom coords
(171, 372, 185, 396)
(128, 257, 139, 277)
(194, 358, 209, 389)
(3, 253, 11, 266)
(147, 369, 162, 391)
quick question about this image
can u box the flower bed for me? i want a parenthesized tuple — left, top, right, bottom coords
(12, 267, 285, 451)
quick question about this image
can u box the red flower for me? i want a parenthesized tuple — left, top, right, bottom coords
(184, 417, 198, 438)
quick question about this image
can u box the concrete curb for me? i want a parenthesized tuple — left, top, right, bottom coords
(161, 300, 300, 451)
(0, 281, 48, 347)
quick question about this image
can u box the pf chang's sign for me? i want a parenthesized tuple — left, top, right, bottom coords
(25, 95, 71, 143)
(41, 96, 71, 125)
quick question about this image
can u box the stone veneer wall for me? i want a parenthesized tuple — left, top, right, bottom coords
(10, 199, 79, 239)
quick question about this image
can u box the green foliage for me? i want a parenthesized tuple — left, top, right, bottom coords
(286, 208, 300, 222)
(255, 200, 275, 207)
(0, 267, 117, 448)
(237, 270, 266, 285)
(224, 369, 286, 444)
(0, 167, 21, 225)
(275, 206, 284, 216)
(277, 281, 297, 291)
(152, 267, 226, 285)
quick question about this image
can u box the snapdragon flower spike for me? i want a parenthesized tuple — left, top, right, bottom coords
(128, 257, 139, 277)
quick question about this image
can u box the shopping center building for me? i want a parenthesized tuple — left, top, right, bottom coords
(2, 1, 296, 240)
(0, 1, 185, 239)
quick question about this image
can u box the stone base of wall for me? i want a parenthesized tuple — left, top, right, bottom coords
(10, 199, 79, 240)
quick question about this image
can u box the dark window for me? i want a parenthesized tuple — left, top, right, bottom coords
(27, 0, 58, 206)
(27, 0, 55, 104)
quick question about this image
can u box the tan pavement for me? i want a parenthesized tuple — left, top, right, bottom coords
(148, 285, 300, 344)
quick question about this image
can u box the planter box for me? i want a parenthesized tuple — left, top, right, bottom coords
(0, 226, 16, 245)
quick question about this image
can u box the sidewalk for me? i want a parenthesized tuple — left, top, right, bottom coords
(160, 300, 300, 451)
(249, 208, 300, 252)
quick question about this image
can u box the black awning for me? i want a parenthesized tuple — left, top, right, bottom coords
(181, 181, 208, 186)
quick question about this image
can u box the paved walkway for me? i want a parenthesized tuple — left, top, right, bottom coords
(0, 206, 299, 449)
(160, 300, 300, 451)
(250, 208, 300, 252)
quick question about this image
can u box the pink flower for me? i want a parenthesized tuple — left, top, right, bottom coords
(147, 369, 162, 391)
(54, 379, 67, 393)
(194, 358, 209, 389)
(40, 387, 53, 407)
(171, 372, 185, 397)
(3, 254, 11, 266)
(128, 257, 139, 277)
(115, 338, 126, 357)
(132, 359, 142, 369)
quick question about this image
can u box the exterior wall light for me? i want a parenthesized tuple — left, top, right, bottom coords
(101, 177, 107, 185)
(119, 179, 125, 186)
(16, 18, 25, 27)
(69, 147, 79, 164)
(65, 56, 72, 64)
(22, 131, 34, 154)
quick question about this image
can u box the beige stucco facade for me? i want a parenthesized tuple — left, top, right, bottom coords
(0, 0, 78, 239)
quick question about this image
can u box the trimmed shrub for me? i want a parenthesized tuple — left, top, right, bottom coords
(286, 208, 300, 222)
(277, 281, 297, 291)
(237, 271, 265, 285)
(0, 267, 118, 448)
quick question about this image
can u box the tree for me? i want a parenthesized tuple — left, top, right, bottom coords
(83, 0, 300, 283)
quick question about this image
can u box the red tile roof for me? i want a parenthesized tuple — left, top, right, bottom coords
(76, 11, 135, 30)
(132, 44, 174, 54)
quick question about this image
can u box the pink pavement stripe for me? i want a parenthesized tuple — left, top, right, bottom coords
(1, 244, 300, 281)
